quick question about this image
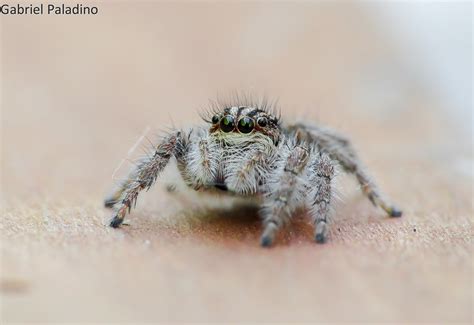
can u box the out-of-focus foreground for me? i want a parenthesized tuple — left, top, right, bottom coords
(1, 2, 472, 323)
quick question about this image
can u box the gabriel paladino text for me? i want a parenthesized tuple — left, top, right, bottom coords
(0, 3, 99, 15)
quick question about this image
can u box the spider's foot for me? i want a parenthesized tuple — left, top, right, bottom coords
(260, 222, 278, 248)
(389, 206, 403, 218)
(109, 215, 124, 228)
(314, 220, 327, 244)
(260, 235, 274, 247)
(315, 233, 326, 244)
(368, 193, 402, 218)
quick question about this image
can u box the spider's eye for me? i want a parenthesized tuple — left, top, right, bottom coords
(257, 117, 268, 127)
(211, 115, 220, 124)
(237, 116, 255, 134)
(220, 115, 235, 132)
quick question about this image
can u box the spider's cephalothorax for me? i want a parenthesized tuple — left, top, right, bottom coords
(105, 102, 402, 247)
(208, 106, 281, 145)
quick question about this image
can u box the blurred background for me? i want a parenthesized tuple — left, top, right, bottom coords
(1, 1, 472, 323)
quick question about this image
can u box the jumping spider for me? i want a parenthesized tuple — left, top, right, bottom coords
(105, 100, 402, 247)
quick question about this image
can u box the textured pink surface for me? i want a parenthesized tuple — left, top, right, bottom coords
(2, 3, 472, 322)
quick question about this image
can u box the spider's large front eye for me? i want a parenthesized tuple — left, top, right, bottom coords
(211, 115, 220, 124)
(237, 116, 255, 134)
(220, 115, 235, 132)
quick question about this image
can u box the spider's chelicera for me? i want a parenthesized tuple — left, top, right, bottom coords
(105, 100, 402, 247)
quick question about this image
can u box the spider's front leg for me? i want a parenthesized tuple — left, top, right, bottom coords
(306, 153, 335, 243)
(259, 146, 309, 247)
(289, 122, 402, 218)
(105, 131, 185, 228)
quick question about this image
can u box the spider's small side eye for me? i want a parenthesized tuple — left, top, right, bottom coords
(257, 117, 268, 127)
(237, 117, 255, 134)
(211, 115, 220, 124)
(220, 115, 235, 132)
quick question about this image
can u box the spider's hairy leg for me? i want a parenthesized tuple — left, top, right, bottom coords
(288, 123, 402, 218)
(354, 165, 402, 217)
(306, 153, 335, 243)
(104, 179, 132, 208)
(107, 131, 185, 228)
(260, 146, 309, 247)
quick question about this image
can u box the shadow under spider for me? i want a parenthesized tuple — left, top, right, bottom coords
(152, 202, 314, 245)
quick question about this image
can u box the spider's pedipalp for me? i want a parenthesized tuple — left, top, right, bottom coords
(179, 129, 221, 190)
